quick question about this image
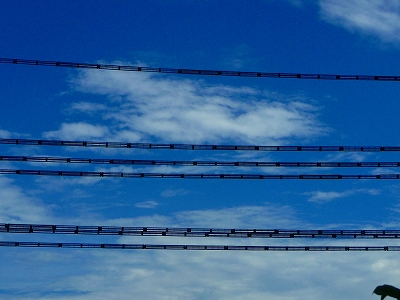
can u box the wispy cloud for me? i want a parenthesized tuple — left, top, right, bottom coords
(0, 177, 53, 223)
(43, 122, 110, 140)
(306, 188, 380, 204)
(134, 200, 159, 208)
(319, 0, 400, 43)
(0, 186, 396, 300)
(66, 102, 108, 114)
(174, 204, 306, 228)
(97, 203, 307, 229)
(62, 245, 377, 299)
(221, 44, 257, 69)
(57, 67, 328, 145)
(161, 188, 189, 198)
(0, 128, 30, 139)
(0, 128, 12, 138)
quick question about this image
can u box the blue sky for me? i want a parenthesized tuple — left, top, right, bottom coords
(1, 0, 400, 299)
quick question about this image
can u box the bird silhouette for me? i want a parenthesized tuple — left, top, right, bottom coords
(373, 285, 400, 300)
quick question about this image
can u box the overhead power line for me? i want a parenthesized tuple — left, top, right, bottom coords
(1, 57, 400, 82)
(1, 138, 400, 152)
(1, 241, 400, 251)
(1, 169, 400, 179)
(3, 223, 400, 239)
(2, 155, 400, 168)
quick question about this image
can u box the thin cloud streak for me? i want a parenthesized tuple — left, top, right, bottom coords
(306, 188, 380, 204)
(134, 200, 159, 209)
(161, 188, 189, 198)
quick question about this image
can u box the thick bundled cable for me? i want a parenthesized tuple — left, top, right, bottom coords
(2, 223, 400, 239)
(1, 155, 400, 168)
(1, 138, 400, 152)
(1, 241, 400, 251)
(1, 58, 400, 81)
(1, 169, 400, 179)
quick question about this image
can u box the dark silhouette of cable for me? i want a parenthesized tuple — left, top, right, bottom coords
(1, 169, 400, 179)
(0, 241, 399, 251)
(2, 155, 400, 168)
(1, 138, 400, 152)
(3, 223, 400, 239)
(1, 58, 400, 81)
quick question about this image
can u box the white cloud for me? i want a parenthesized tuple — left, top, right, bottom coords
(319, 0, 400, 43)
(0, 199, 397, 300)
(306, 188, 380, 203)
(1, 246, 397, 300)
(20, 58, 389, 300)
(0, 177, 53, 223)
(65, 68, 328, 145)
(40, 249, 388, 300)
(43, 122, 110, 140)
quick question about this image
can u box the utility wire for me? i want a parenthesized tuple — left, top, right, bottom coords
(1, 58, 400, 82)
(3, 223, 400, 239)
(2, 155, 400, 168)
(1, 169, 400, 179)
(1, 241, 400, 251)
(1, 138, 400, 152)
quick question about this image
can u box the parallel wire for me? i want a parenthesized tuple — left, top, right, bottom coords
(1, 58, 400, 81)
(1, 169, 400, 179)
(4, 58, 400, 252)
(1, 138, 400, 152)
(1, 241, 400, 251)
(3, 223, 400, 239)
(2, 155, 400, 168)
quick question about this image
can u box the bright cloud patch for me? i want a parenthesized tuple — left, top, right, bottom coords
(319, 0, 400, 42)
(64, 68, 327, 144)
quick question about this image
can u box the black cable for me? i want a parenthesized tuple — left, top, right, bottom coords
(2, 223, 400, 239)
(0, 241, 399, 251)
(1, 58, 400, 82)
(1, 155, 399, 168)
(1, 169, 400, 179)
(1, 138, 399, 152)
